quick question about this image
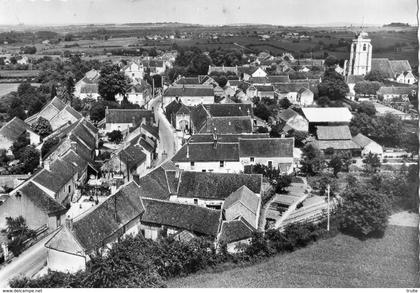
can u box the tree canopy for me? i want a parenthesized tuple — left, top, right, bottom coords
(318, 70, 349, 101)
(98, 63, 130, 101)
(340, 182, 391, 237)
(32, 117, 53, 139)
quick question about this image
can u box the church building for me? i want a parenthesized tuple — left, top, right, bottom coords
(347, 31, 372, 76)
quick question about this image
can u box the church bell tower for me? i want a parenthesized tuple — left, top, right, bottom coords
(347, 31, 372, 76)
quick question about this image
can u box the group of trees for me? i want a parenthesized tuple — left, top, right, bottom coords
(316, 55, 349, 105)
(248, 164, 292, 193)
(350, 110, 417, 149)
(3, 216, 36, 257)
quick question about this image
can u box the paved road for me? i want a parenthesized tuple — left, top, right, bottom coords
(148, 95, 178, 165)
(0, 232, 56, 287)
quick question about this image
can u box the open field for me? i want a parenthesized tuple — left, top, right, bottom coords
(167, 225, 419, 288)
(0, 83, 20, 97)
(1, 24, 417, 65)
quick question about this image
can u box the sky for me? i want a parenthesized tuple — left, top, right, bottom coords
(0, 0, 418, 26)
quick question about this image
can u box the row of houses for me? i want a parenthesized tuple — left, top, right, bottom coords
(44, 163, 265, 273)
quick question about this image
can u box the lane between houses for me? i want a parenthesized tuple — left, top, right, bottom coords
(0, 231, 57, 287)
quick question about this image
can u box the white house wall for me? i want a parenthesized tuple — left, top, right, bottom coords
(47, 249, 87, 274)
(175, 161, 244, 173)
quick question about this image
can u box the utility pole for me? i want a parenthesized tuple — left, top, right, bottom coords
(327, 184, 330, 231)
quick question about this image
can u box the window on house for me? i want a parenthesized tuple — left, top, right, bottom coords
(363, 44, 366, 51)
(250, 157, 255, 162)
(68, 185, 71, 193)
(190, 162, 195, 167)
(202, 170, 206, 172)
(193, 198, 198, 205)
(220, 161, 224, 167)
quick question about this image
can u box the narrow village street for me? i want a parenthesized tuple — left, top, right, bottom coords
(0, 231, 57, 287)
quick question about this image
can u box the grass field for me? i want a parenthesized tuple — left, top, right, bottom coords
(0, 83, 20, 97)
(167, 225, 419, 288)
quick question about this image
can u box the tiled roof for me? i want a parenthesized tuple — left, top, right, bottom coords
(301, 107, 352, 123)
(316, 140, 360, 150)
(249, 76, 270, 84)
(223, 185, 260, 215)
(188, 133, 269, 144)
(201, 117, 253, 134)
(190, 104, 210, 132)
(129, 81, 151, 93)
(45, 226, 85, 256)
(277, 108, 300, 122)
(346, 75, 365, 84)
(218, 218, 255, 243)
(208, 65, 238, 74)
(267, 75, 291, 83)
(238, 138, 294, 157)
(274, 83, 309, 93)
(17, 182, 66, 215)
(237, 66, 259, 75)
(105, 109, 154, 124)
(61, 150, 89, 178)
(80, 84, 98, 94)
(352, 133, 377, 148)
(172, 142, 239, 162)
(32, 159, 78, 194)
(377, 86, 416, 95)
(371, 58, 394, 78)
(254, 85, 274, 92)
(141, 198, 221, 237)
(139, 137, 154, 153)
(0, 117, 34, 142)
(389, 60, 412, 75)
(136, 166, 173, 200)
(72, 181, 145, 252)
(316, 126, 352, 140)
(175, 77, 201, 85)
(50, 106, 83, 131)
(164, 86, 214, 97)
(204, 103, 252, 117)
(119, 145, 147, 170)
(177, 171, 262, 200)
(141, 123, 159, 139)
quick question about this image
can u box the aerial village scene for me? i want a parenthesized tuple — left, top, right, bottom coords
(0, 0, 418, 288)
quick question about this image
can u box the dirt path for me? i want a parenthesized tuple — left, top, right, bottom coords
(389, 211, 419, 228)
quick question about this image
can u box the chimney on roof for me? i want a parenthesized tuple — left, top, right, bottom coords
(186, 143, 190, 159)
(213, 131, 218, 149)
(70, 141, 77, 152)
(44, 159, 50, 171)
(65, 216, 73, 230)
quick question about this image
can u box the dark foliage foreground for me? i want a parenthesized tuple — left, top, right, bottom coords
(10, 218, 341, 288)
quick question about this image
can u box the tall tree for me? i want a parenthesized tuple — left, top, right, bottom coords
(300, 144, 325, 176)
(8, 97, 26, 120)
(98, 64, 130, 101)
(340, 183, 391, 237)
(32, 117, 53, 139)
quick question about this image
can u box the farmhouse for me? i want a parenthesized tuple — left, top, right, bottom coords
(276, 108, 309, 133)
(162, 85, 214, 107)
(44, 181, 145, 273)
(222, 185, 261, 229)
(377, 86, 416, 101)
(104, 108, 155, 132)
(74, 69, 100, 99)
(122, 61, 144, 81)
(0, 181, 67, 232)
(238, 137, 295, 174)
(352, 133, 384, 158)
(315, 125, 360, 155)
(218, 218, 255, 253)
(301, 107, 353, 132)
(0, 117, 40, 155)
(116, 81, 152, 106)
(171, 171, 262, 210)
(25, 97, 83, 131)
(140, 198, 222, 240)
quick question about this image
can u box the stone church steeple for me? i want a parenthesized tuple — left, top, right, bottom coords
(347, 31, 372, 76)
